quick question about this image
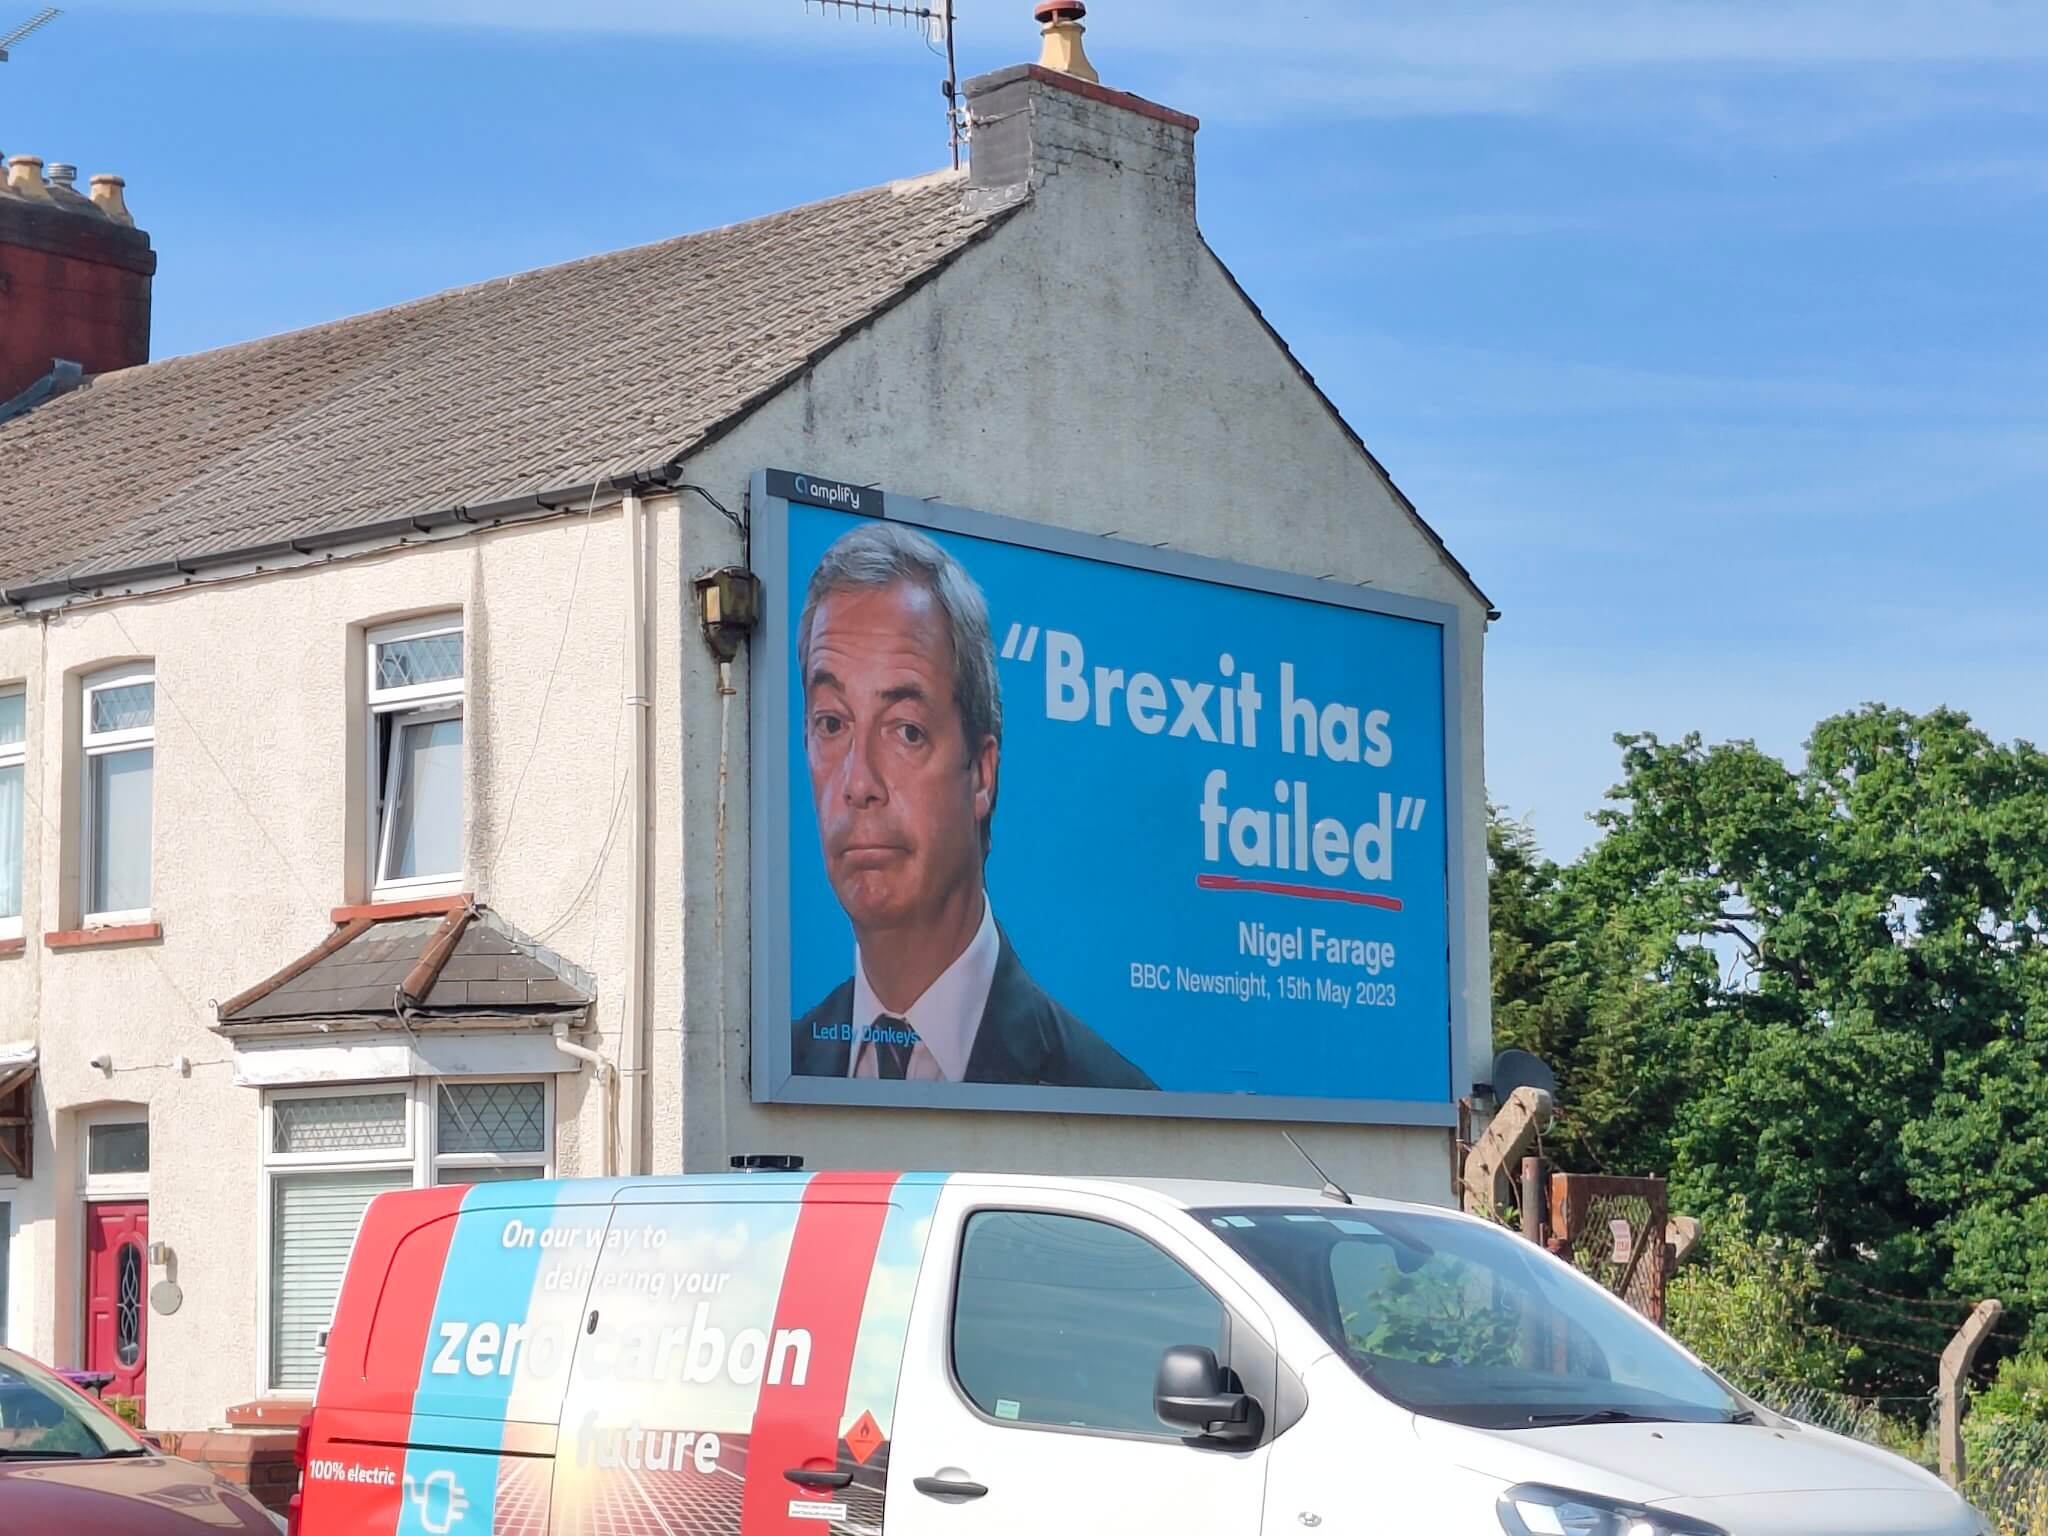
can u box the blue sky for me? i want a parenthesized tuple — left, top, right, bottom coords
(6, 2, 2041, 858)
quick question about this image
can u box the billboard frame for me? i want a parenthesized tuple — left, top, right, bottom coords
(747, 467, 1470, 1127)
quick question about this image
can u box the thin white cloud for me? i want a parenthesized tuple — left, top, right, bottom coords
(1906, 154, 2048, 195)
(98, 1, 2048, 125)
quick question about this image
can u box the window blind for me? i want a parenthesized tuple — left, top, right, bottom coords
(269, 1170, 407, 1391)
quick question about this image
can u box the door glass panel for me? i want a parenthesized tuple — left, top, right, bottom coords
(383, 716, 462, 881)
(87, 1123, 149, 1176)
(952, 1210, 1225, 1435)
(88, 748, 153, 914)
(115, 1241, 143, 1368)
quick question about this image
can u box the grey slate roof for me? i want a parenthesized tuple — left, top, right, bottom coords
(218, 905, 595, 1027)
(0, 171, 1010, 596)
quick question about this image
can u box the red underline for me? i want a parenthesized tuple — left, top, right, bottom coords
(1196, 874, 1404, 911)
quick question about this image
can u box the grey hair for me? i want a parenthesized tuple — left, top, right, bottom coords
(797, 520, 1003, 854)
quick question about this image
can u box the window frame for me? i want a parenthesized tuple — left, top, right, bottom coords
(431, 1078, 553, 1183)
(0, 683, 24, 941)
(77, 1109, 149, 1202)
(257, 1076, 552, 1395)
(79, 664, 156, 926)
(365, 617, 465, 901)
(0, 1197, 13, 1348)
(945, 1203, 1238, 1445)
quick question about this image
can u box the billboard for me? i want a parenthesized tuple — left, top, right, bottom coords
(750, 469, 1468, 1125)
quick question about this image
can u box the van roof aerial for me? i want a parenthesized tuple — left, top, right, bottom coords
(1282, 1131, 1353, 1205)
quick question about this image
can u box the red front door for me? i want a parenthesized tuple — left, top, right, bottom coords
(84, 1200, 148, 1412)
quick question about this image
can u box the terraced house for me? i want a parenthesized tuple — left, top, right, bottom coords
(0, 13, 1493, 1457)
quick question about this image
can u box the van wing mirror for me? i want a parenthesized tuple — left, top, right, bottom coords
(1154, 1344, 1262, 1445)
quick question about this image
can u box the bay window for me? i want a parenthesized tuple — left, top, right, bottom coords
(81, 667, 154, 922)
(262, 1078, 550, 1392)
(367, 618, 464, 896)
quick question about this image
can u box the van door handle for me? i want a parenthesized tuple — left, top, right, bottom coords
(785, 1469, 855, 1491)
(914, 1476, 989, 1500)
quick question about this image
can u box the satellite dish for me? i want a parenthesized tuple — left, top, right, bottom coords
(1491, 1048, 1557, 1103)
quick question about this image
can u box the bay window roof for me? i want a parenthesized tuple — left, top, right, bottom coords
(215, 903, 593, 1034)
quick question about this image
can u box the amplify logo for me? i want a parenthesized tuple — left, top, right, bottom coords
(403, 1469, 471, 1534)
(767, 469, 883, 517)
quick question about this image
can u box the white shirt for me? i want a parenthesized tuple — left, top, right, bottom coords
(849, 898, 1000, 1083)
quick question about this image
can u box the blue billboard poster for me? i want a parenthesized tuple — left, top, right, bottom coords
(749, 469, 1468, 1125)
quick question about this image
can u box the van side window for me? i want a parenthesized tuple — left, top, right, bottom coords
(952, 1210, 1224, 1436)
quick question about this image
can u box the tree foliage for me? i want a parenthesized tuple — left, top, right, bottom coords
(1490, 706, 2048, 1394)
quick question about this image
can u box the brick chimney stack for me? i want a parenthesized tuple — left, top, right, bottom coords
(0, 152, 155, 404)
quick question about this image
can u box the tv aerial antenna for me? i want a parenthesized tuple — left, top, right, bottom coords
(804, 0, 963, 170)
(0, 6, 61, 64)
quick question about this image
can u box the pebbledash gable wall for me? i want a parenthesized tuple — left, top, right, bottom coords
(657, 68, 1493, 1198)
(0, 509, 694, 1429)
(0, 60, 1492, 1430)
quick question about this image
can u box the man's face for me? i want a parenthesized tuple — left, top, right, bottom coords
(804, 580, 996, 933)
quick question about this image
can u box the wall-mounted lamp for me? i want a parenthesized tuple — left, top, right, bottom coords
(695, 566, 762, 664)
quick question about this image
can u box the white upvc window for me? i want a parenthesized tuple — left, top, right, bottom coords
(80, 666, 155, 924)
(259, 1077, 551, 1393)
(367, 617, 465, 899)
(0, 686, 24, 941)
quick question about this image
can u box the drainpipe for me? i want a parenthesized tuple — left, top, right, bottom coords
(620, 491, 651, 1175)
(553, 1018, 617, 1179)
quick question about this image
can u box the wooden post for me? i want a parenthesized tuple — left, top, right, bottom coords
(1939, 1298, 2002, 1487)
(1520, 1156, 1548, 1244)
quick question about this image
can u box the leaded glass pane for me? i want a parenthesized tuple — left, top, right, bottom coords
(89, 682, 154, 734)
(272, 1092, 407, 1155)
(438, 1082, 545, 1156)
(375, 633, 462, 692)
(0, 692, 22, 746)
(115, 1242, 142, 1367)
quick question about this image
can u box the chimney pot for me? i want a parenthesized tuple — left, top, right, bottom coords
(1034, 0, 1099, 84)
(47, 163, 77, 188)
(89, 173, 134, 226)
(7, 155, 50, 200)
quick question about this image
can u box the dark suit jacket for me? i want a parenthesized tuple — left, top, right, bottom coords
(791, 928, 1156, 1090)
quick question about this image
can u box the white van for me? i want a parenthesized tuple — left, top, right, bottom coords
(291, 1170, 1984, 1536)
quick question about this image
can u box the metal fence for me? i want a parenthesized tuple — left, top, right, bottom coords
(1740, 1376, 2048, 1536)
(1960, 1416, 2048, 1536)
(1548, 1173, 1669, 1324)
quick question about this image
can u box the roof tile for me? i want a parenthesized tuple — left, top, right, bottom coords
(1, 172, 1006, 594)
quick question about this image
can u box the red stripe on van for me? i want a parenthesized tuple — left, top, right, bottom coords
(739, 1172, 901, 1536)
(303, 1185, 469, 1535)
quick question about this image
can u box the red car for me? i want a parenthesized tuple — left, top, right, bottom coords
(0, 1346, 283, 1533)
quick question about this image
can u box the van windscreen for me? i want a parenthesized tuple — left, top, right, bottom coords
(1197, 1207, 1743, 1431)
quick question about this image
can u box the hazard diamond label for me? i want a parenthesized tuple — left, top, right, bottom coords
(845, 1411, 884, 1465)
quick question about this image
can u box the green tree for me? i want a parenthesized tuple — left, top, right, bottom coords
(1506, 707, 2048, 1395)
